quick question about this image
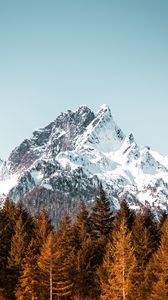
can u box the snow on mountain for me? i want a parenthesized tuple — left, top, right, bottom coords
(76, 104, 125, 152)
(0, 105, 168, 214)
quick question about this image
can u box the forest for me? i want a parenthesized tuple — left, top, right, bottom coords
(0, 189, 167, 300)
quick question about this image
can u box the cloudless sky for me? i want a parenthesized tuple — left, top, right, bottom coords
(0, 0, 168, 159)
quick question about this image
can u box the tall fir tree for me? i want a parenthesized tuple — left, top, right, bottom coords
(7, 214, 31, 300)
(37, 231, 58, 300)
(15, 238, 40, 300)
(34, 208, 53, 249)
(158, 210, 168, 231)
(53, 213, 74, 299)
(115, 199, 135, 231)
(14, 201, 34, 242)
(72, 202, 90, 249)
(131, 213, 155, 300)
(146, 219, 168, 300)
(15, 208, 52, 300)
(38, 214, 73, 299)
(89, 188, 114, 239)
(0, 199, 16, 295)
(142, 207, 160, 255)
(71, 202, 99, 299)
(98, 218, 136, 300)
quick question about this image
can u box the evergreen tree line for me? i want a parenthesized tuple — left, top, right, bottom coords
(0, 190, 167, 300)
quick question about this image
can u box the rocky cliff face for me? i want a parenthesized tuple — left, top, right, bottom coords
(0, 104, 167, 219)
(7, 106, 95, 173)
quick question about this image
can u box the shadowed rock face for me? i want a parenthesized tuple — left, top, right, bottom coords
(7, 106, 95, 173)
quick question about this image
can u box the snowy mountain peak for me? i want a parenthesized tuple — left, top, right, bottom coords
(96, 103, 111, 116)
(76, 105, 125, 152)
(0, 104, 167, 216)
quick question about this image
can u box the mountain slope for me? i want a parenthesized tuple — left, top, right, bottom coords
(0, 105, 167, 216)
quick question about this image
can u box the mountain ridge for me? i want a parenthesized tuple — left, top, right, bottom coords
(0, 105, 168, 215)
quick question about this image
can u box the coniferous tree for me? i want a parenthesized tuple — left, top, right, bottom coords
(84, 189, 115, 297)
(14, 201, 33, 228)
(15, 208, 52, 300)
(38, 214, 73, 300)
(97, 234, 114, 300)
(142, 207, 160, 255)
(15, 238, 40, 300)
(53, 213, 74, 299)
(1, 191, 167, 300)
(0, 199, 16, 295)
(37, 231, 58, 300)
(71, 202, 99, 299)
(89, 188, 114, 239)
(72, 202, 90, 250)
(1, 198, 16, 223)
(7, 214, 31, 299)
(8, 215, 30, 268)
(34, 208, 53, 249)
(146, 219, 168, 300)
(131, 213, 155, 300)
(98, 218, 136, 300)
(115, 199, 135, 231)
(159, 210, 168, 230)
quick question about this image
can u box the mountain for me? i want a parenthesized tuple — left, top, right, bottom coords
(0, 104, 168, 219)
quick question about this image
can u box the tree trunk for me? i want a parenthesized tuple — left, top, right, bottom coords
(50, 262, 52, 300)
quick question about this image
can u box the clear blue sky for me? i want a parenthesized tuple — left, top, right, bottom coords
(0, 0, 168, 159)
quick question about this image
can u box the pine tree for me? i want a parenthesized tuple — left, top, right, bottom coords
(15, 202, 35, 244)
(7, 214, 31, 299)
(34, 208, 53, 249)
(89, 188, 114, 239)
(97, 236, 114, 300)
(84, 189, 115, 298)
(71, 203, 99, 299)
(131, 213, 155, 300)
(38, 215, 73, 300)
(142, 207, 160, 255)
(2, 198, 16, 223)
(15, 238, 40, 300)
(37, 231, 57, 300)
(8, 215, 30, 268)
(15, 208, 51, 300)
(146, 219, 168, 300)
(71, 202, 90, 252)
(115, 199, 135, 231)
(0, 199, 16, 295)
(53, 213, 74, 299)
(159, 210, 168, 230)
(98, 218, 136, 300)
